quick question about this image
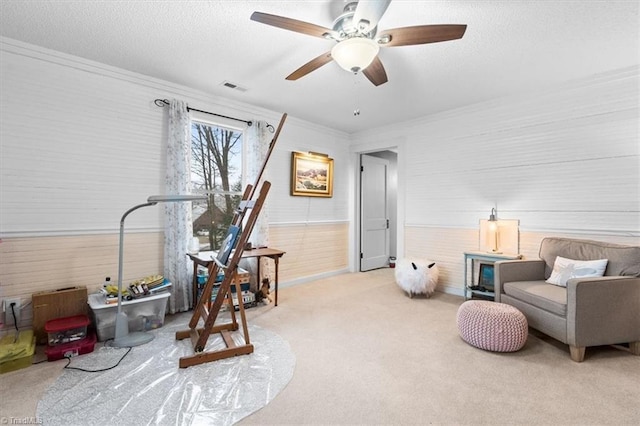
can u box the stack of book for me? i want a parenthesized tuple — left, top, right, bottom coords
(129, 275, 171, 297)
(197, 267, 251, 301)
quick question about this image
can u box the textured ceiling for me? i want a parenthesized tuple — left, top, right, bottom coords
(1, 1, 638, 133)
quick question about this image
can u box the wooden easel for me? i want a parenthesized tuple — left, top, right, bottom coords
(176, 113, 287, 368)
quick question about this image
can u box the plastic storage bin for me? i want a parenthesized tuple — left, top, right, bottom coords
(0, 330, 36, 374)
(45, 331, 96, 361)
(88, 291, 171, 341)
(45, 314, 90, 346)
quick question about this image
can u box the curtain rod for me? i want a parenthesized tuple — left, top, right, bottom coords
(154, 99, 274, 132)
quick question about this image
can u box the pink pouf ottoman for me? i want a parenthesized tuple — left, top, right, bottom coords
(456, 300, 528, 352)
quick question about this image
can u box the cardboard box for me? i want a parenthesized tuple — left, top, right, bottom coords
(32, 287, 88, 345)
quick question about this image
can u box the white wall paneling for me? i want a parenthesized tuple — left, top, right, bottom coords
(267, 122, 350, 225)
(353, 66, 639, 235)
(0, 51, 167, 235)
(0, 39, 350, 237)
(404, 69, 638, 232)
(353, 66, 639, 292)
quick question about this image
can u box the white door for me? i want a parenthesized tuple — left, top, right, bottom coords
(360, 154, 389, 271)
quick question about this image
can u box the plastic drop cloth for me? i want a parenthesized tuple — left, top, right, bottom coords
(36, 316, 295, 426)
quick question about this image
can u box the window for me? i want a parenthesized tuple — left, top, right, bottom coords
(190, 119, 244, 251)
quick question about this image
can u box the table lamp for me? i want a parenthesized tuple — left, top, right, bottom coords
(479, 208, 520, 255)
(112, 194, 206, 348)
(487, 208, 500, 253)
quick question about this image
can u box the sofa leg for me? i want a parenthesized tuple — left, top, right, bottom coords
(569, 345, 585, 362)
(630, 342, 640, 356)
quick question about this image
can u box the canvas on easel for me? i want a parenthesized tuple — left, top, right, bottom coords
(217, 225, 240, 265)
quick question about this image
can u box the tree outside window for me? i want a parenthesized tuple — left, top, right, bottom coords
(190, 120, 243, 250)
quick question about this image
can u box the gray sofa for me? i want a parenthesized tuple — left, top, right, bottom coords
(495, 237, 640, 362)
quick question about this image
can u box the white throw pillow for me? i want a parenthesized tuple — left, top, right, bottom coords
(546, 256, 608, 287)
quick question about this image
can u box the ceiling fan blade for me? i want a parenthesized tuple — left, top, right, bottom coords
(378, 24, 467, 47)
(286, 52, 334, 81)
(250, 11, 334, 39)
(362, 56, 388, 86)
(353, 0, 392, 34)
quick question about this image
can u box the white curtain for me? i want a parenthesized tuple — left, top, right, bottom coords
(164, 99, 194, 313)
(242, 120, 273, 288)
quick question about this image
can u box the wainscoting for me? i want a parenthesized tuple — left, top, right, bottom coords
(269, 221, 349, 285)
(0, 221, 350, 333)
(404, 226, 640, 296)
(0, 232, 163, 330)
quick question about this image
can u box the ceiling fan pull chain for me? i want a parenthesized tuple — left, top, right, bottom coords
(353, 73, 361, 117)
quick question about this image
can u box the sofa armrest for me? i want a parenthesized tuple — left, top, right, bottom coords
(567, 276, 640, 347)
(494, 260, 546, 302)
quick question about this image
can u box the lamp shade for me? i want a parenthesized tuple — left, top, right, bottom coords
(331, 37, 380, 72)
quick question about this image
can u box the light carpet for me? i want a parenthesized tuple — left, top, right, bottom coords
(35, 319, 295, 425)
(2, 268, 640, 425)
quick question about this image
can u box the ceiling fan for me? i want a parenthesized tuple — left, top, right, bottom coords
(250, 0, 466, 86)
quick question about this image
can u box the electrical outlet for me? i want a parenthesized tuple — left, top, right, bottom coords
(4, 298, 21, 326)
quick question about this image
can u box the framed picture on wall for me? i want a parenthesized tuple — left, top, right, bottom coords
(290, 151, 334, 197)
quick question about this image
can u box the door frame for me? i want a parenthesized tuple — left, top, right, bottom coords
(349, 137, 406, 273)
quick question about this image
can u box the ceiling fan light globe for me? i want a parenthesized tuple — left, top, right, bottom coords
(331, 37, 379, 73)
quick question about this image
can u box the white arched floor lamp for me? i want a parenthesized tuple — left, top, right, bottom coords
(112, 194, 206, 348)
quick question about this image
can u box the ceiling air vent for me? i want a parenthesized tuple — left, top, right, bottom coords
(221, 81, 247, 92)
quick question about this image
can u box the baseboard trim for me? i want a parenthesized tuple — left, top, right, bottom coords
(437, 284, 465, 298)
(280, 268, 350, 289)
(281, 271, 466, 298)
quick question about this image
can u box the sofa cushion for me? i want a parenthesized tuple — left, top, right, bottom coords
(503, 280, 567, 316)
(539, 238, 640, 279)
(546, 256, 608, 286)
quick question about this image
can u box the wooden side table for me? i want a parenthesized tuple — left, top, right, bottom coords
(187, 251, 212, 309)
(187, 247, 286, 308)
(241, 248, 286, 306)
